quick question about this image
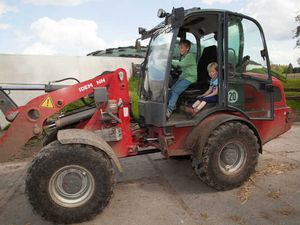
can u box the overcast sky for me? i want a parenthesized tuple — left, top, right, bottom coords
(0, 0, 299, 65)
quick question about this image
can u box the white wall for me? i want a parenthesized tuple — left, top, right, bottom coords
(0, 54, 143, 129)
(0, 54, 143, 105)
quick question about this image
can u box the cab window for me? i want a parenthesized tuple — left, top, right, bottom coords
(228, 16, 269, 80)
(200, 32, 218, 55)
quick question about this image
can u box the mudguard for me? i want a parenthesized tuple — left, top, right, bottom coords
(57, 129, 123, 172)
(185, 113, 262, 158)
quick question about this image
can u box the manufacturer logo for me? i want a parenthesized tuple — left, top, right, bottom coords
(96, 78, 106, 85)
(79, 83, 93, 92)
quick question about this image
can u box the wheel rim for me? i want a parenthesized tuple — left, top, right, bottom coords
(218, 141, 247, 175)
(49, 165, 95, 208)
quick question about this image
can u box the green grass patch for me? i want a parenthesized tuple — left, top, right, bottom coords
(285, 92, 300, 97)
(128, 75, 139, 92)
(285, 90, 300, 111)
(286, 100, 300, 111)
(283, 78, 300, 89)
(128, 76, 139, 121)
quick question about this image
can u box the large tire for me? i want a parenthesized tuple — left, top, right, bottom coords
(26, 141, 115, 224)
(192, 121, 259, 190)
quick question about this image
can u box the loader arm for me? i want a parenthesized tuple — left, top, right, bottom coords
(0, 68, 130, 162)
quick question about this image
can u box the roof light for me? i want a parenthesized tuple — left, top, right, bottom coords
(157, 8, 168, 18)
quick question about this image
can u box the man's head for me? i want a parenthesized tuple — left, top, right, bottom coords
(179, 39, 191, 56)
(207, 62, 218, 79)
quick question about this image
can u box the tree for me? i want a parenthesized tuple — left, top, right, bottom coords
(295, 14, 300, 65)
(295, 14, 300, 48)
(287, 63, 294, 74)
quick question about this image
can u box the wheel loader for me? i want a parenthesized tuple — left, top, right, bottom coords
(0, 7, 292, 224)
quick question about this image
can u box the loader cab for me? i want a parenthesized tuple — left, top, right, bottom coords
(138, 7, 274, 127)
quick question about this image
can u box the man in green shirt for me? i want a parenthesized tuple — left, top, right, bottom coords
(167, 39, 197, 119)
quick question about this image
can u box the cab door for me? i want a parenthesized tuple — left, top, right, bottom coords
(225, 13, 274, 120)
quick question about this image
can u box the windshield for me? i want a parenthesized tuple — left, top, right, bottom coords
(141, 28, 175, 102)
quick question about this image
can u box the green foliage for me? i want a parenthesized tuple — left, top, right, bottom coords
(60, 97, 94, 114)
(286, 63, 294, 74)
(292, 67, 300, 73)
(128, 75, 139, 121)
(271, 64, 288, 75)
(295, 14, 300, 48)
(294, 14, 300, 65)
(128, 75, 139, 94)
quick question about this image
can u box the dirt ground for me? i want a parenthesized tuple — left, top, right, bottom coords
(0, 124, 299, 225)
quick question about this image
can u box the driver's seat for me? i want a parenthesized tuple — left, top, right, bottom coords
(180, 45, 218, 101)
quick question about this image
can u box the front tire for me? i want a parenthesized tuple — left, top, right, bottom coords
(192, 122, 259, 190)
(26, 141, 115, 224)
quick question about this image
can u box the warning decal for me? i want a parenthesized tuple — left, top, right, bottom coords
(40, 96, 54, 108)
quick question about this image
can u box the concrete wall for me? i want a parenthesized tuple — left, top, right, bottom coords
(0, 54, 143, 105)
(0, 54, 143, 128)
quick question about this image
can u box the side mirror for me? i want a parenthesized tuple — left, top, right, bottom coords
(260, 49, 266, 60)
(138, 27, 146, 35)
(135, 38, 141, 52)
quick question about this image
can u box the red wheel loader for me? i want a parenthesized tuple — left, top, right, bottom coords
(0, 7, 292, 224)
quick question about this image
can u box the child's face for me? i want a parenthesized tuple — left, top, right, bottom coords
(179, 43, 189, 55)
(208, 68, 218, 79)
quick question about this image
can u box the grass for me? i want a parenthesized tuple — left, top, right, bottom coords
(285, 92, 300, 97)
(283, 78, 300, 89)
(282, 78, 300, 111)
(128, 75, 139, 121)
(286, 100, 300, 111)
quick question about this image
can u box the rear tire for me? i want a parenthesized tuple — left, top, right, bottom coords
(192, 122, 259, 190)
(26, 141, 115, 224)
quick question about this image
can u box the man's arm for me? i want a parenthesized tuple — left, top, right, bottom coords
(172, 53, 195, 68)
(172, 59, 180, 66)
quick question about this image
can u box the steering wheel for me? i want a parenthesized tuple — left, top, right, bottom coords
(170, 65, 181, 79)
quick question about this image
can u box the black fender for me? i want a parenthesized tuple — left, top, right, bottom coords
(57, 129, 123, 172)
(185, 113, 262, 159)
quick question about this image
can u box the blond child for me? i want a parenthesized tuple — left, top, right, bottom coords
(184, 62, 218, 116)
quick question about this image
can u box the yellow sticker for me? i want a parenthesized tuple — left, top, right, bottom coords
(40, 96, 54, 108)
